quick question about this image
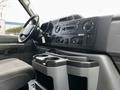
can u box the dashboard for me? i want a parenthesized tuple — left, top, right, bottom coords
(41, 15, 98, 50)
(36, 15, 120, 53)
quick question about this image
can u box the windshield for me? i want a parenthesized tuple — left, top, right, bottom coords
(4, 0, 120, 24)
(29, 0, 120, 23)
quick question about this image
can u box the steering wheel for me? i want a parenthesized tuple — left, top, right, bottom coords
(18, 15, 39, 43)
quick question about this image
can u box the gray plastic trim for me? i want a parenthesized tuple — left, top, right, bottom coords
(51, 49, 120, 90)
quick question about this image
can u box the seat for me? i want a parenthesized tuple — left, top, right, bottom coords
(0, 58, 35, 90)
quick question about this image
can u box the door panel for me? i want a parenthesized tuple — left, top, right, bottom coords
(0, 35, 34, 64)
(0, 35, 18, 43)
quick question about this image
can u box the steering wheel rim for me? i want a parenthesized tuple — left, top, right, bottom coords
(18, 15, 39, 43)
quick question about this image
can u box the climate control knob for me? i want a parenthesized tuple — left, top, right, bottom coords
(71, 37, 81, 44)
(82, 20, 95, 33)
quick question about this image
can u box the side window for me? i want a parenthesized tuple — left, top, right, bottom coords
(0, 0, 29, 35)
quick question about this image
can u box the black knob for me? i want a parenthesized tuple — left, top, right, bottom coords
(64, 39, 69, 44)
(55, 37, 64, 43)
(82, 21, 95, 33)
(55, 25, 61, 33)
(71, 37, 79, 44)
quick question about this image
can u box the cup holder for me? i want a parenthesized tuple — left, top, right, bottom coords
(33, 54, 48, 59)
(38, 54, 48, 57)
(45, 57, 60, 61)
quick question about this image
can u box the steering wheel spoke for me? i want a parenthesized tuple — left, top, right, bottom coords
(18, 15, 39, 43)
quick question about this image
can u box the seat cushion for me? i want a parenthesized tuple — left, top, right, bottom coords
(0, 58, 35, 90)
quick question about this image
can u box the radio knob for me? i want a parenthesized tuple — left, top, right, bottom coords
(82, 21, 95, 33)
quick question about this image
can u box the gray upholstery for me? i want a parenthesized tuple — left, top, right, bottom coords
(0, 58, 35, 90)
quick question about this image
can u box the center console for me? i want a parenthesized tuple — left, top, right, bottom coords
(32, 52, 99, 90)
(33, 15, 120, 90)
(32, 49, 120, 90)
